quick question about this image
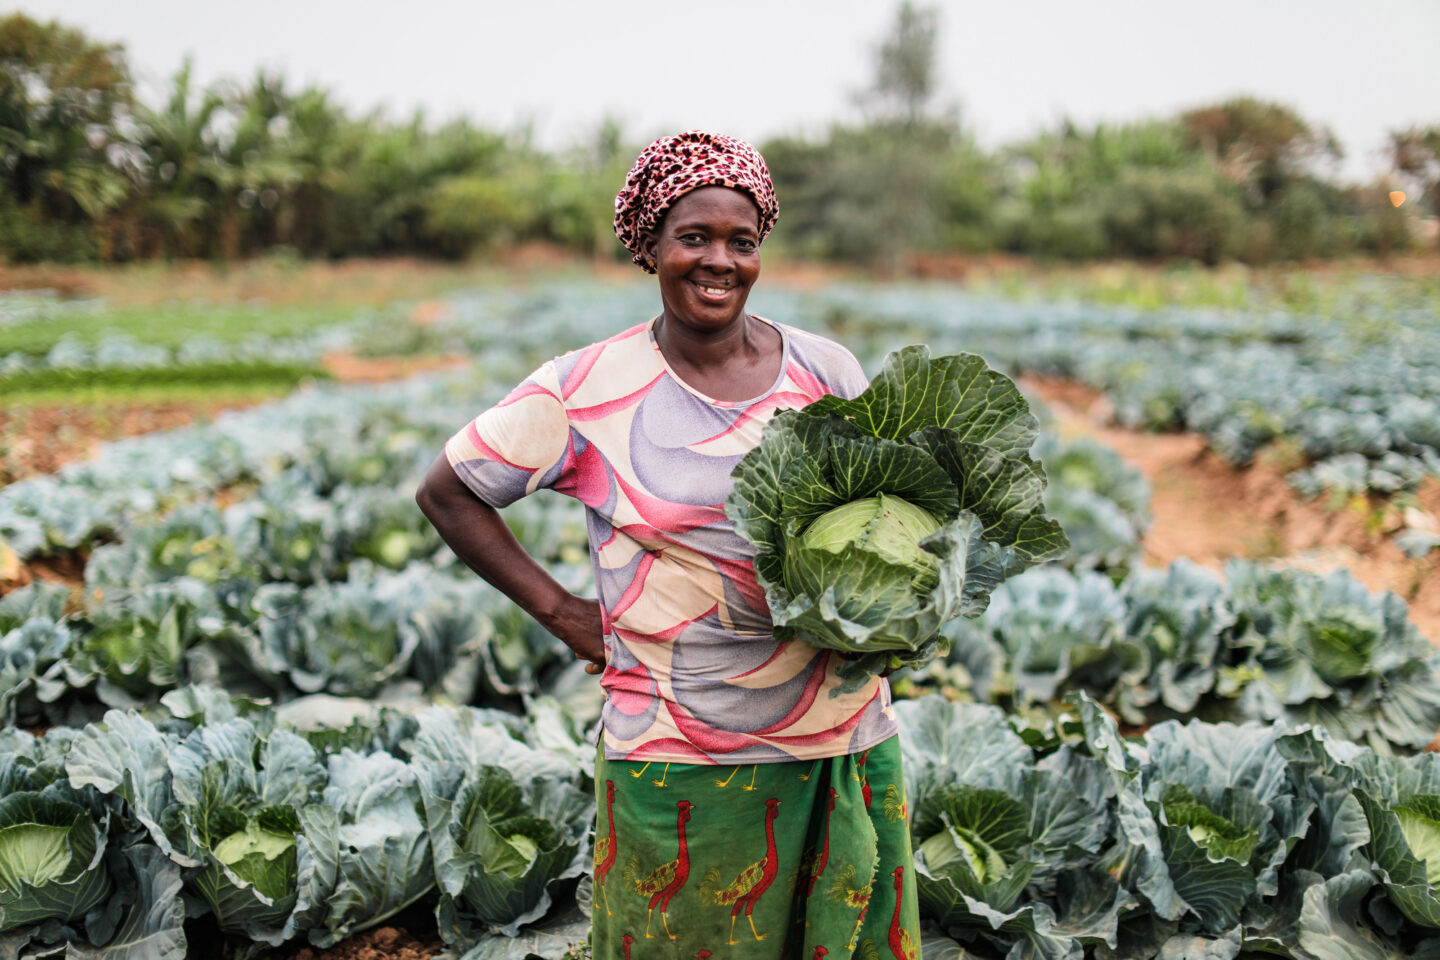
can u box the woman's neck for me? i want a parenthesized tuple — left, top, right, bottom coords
(654, 311, 760, 370)
(654, 312, 782, 403)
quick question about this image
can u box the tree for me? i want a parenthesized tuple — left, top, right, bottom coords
(0, 14, 132, 259)
(1389, 125, 1440, 250)
(862, 1, 941, 127)
(129, 59, 225, 257)
(1179, 97, 1341, 203)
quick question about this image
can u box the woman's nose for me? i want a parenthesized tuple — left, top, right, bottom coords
(699, 240, 733, 272)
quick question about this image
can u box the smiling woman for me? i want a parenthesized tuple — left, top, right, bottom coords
(416, 129, 920, 958)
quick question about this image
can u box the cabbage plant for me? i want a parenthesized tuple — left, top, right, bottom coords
(165, 719, 329, 946)
(1223, 562, 1440, 752)
(299, 750, 434, 948)
(0, 584, 74, 726)
(1104, 719, 1314, 938)
(406, 707, 590, 944)
(728, 346, 1069, 681)
(0, 790, 112, 934)
(252, 563, 420, 697)
(896, 696, 1123, 958)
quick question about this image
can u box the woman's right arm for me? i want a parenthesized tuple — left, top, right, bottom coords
(414, 452, 606, 674)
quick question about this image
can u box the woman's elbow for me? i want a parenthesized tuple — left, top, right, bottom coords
(415, 460, 454, 521)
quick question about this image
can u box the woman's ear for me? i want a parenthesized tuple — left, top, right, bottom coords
(639, 232, 658, 270)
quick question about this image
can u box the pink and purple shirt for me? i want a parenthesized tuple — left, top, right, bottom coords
(445, 317, 899, 764)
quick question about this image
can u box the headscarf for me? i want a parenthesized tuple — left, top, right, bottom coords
(613, 130, 779, 273)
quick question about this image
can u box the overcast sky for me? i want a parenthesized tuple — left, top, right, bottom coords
(20, 0, 1440, 183)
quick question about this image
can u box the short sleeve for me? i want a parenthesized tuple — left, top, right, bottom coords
(829, 345, 869, 400)
(783, 325, 870, 401)
(444, 361, 572, 508)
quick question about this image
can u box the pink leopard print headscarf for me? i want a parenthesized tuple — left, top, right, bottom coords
(614, 130, 779, 274)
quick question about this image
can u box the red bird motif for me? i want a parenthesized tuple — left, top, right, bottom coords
(889, 866, 916, 960)
(594, 780, 618, 915)
(857, 750, 873, 809)
(703, 797, 784, 944)
(629, 800, 693, 940)
(803, 787, 838, 897)
(812, 947, 830, 958)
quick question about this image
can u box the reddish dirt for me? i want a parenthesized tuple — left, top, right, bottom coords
(0, 548, 88, 601)
(285, 926, 444, 960)
(0, 352, 468, 490)
(1023, 375, 1440, 641)
(319, 351, 470, 383)
(0, 401, 265, 487)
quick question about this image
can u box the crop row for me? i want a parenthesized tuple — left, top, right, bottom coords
(802, 284, 1440, 514)
(7, 279, 1437, 509)
(920, 560, 1440, 754)
(0, 427, 1141, 733)
(9, 690, 1440, 959)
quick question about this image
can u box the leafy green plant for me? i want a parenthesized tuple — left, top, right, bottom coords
(165, 719, 328, 945)
(406, 706, 590, 945)
(728, 346, 1068, 684)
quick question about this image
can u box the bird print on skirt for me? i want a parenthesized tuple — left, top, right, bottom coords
(588, 735, 919, 959)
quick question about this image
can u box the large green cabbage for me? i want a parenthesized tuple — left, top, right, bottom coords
(728, 345, 1069, 681)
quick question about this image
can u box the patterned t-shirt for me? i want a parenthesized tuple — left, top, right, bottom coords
(445, 316, 900, 765)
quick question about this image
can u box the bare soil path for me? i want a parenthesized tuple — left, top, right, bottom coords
(1023, 376, 1440, 641)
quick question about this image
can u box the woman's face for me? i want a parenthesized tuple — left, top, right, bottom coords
(641, 186, 761, 335)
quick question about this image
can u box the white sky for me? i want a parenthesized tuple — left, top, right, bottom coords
(20, 0, 1440, 183)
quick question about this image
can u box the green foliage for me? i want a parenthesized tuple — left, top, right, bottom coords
(728, 345, 1068, 683)
(0, 361, 329, 399)
(3, 9, 1417, 266)
(935, 559, 1440, 755)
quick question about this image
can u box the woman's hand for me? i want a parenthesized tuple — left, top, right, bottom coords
(540, 593, 607, 675)
(416, 452, 607, 676)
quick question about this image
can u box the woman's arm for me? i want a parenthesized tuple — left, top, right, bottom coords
(414, 452, 606, 674)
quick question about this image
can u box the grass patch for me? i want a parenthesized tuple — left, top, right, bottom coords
(1, 382, 303, 409)
(0, 362, 329, 404)
(0, 302, 369, 356)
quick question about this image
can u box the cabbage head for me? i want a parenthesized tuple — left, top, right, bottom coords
(728, 346, 1069, 681)
(0, 791, 112, 932)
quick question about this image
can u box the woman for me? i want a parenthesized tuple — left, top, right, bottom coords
(416, 130, 921, 959)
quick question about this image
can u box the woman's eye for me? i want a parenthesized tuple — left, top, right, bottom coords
(735, 239, 756, 252)
(680, 233, 704, 244)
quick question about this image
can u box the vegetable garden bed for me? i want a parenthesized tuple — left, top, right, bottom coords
(5, 277, 1440, 958)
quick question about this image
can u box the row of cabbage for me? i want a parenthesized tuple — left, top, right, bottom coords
(10, 278, 1434, 567)
(791, 283, 1440, 512)
(918, 559, 1440, 755)
(0, 693, 595, 959)
(2, 405, 1434, 756)
(0, 289, 369, 376)
(0, 432, 1140, 731)
(11, 689, 1440, 960)
(384, 281, 1440, 507)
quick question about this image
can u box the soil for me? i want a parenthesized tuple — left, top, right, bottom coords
(1022, 375, 1440, 641)
(319, 350, 470, 383)
(0, 401, 265, 487)
(283, 925, 444, 960)
(0, 353, 468, 488)
(182, 902, 446, 960)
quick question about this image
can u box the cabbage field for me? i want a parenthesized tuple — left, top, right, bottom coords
(2, 278, 1440, 959)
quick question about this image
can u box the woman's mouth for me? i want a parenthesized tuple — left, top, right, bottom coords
(691, 280, 732, 303)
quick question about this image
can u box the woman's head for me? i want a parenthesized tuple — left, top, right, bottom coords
(615, 131, 778, 333)
(613, 130, 778, 274)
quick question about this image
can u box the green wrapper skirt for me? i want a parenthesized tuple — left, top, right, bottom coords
(590, 735, 921, 959)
